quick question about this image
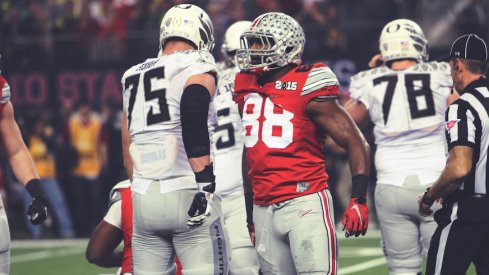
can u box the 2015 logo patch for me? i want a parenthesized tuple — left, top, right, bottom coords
(275, 81, 297, 91)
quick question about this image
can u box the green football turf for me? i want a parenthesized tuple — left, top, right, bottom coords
(10, 235, 476, 275)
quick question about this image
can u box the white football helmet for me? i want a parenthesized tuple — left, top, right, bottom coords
(236, 12, 306, 71)
(222, 21, 252, 66)
(159, 4, 214, 52)
(379, 19, 428, 62)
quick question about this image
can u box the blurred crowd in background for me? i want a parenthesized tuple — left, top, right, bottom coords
(0, 0, 487, 238)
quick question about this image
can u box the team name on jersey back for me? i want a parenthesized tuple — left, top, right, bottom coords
(121, 51, 216, 189)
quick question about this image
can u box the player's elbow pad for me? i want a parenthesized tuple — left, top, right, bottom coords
(180, 84, 212, 158)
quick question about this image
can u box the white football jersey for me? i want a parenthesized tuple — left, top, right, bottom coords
(0, 76, 11, 105)
(212, 62, 244, 197)
(350, 61, 453, 186)
(122, 50, 216, 194)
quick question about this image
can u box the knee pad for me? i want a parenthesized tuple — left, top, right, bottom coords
(229, 246, 259, 275)
(386, 256, 422, 275)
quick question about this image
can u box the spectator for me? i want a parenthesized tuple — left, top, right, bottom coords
(65, 101, 104, 236)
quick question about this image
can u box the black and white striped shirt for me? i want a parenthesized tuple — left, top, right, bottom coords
(445, 77, 489, 195)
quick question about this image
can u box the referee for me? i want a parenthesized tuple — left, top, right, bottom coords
(419, 33, 489, 275)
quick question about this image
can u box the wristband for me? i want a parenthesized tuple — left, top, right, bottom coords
(195, 163, 215, 193)
(25, 179, 43, 198)
(351, 174, 369, 199)
(421, 188, 435, 206)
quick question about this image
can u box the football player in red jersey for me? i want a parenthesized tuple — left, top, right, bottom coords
(86, 180, 184, 275)
(86, 180, 133, 275)
(233, 12, 371, 274)
(0, 74, 49, 274)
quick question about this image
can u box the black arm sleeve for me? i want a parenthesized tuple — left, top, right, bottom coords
(180, 84, 212, 158)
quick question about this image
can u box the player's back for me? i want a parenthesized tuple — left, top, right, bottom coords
(122, 50, 216, 191)
(234, 63, 339, 204)
(349, 61, 453, 185)
(212, 62, 244, 197)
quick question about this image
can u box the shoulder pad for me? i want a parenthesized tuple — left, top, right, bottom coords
(351, 66, 391, 82)
(302, 64, 339, 96)
(234, 71, 259, 94)
(410, 61, 450, 73)
(198, 50, 216, 65)
(108, 180, 130, 208)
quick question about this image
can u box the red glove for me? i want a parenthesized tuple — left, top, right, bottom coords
(342, 198, 369, 238)
(247, 223, 256, 246)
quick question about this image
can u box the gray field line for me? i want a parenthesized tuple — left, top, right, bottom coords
(11, 247, 84, 264)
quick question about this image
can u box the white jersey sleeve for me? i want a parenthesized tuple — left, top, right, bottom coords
(349, 68, 384, 109)
(352, 62, 453, 186)
(104, 200, 122, 229)
(212, 63, 244, 198)
(121, 50, 217, 192)
(103, 180, 130, 228)
(0, 76, 11, 105)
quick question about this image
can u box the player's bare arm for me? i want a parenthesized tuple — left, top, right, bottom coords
(0, 101, 48, 224)
(306, 99, 370, 175)
(419, 145, 473, 216)
(307, 99, 371, 237)
(121, 112, 133, 181)
(86, 221, 123, 267)
(0, 101, 39, 184)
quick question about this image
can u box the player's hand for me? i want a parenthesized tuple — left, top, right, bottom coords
(418, 188, 435, 217)
(187, 191, 213, 227)
(368, 53, 383, 68)
(27, 197, 48, 225)
(25, 179, 48, 225)
(187, 164, 215, 227)
(342, 198, 369, 238)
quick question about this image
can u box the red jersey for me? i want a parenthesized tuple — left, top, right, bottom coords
(234, 64, 340, 205)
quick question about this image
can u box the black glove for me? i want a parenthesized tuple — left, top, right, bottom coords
(187, 164, 215, 227)
(26, 179, 48, 225)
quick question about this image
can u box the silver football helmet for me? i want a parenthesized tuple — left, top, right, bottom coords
(159, 4, 214, 52)
(379, 19, 428, 62)
(236, 12, 306, 71)
(222, 21, 252, 66)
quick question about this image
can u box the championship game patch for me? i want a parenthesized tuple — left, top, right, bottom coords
(445, 119, 460, 132)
